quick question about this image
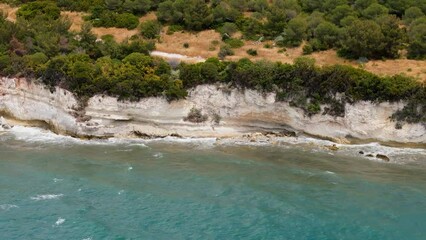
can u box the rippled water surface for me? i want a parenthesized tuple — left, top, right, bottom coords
(1, 127, 426, 239)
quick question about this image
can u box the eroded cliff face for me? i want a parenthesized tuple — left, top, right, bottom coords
(0, 77, 425, 143)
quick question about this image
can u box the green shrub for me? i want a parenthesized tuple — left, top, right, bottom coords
(246, 49, 258, 56)
(90, 9, 139, 29)
(218, 45, 234, 59)
(302, 44, 313, 55)
(140, 20, 161, 39)
(17, 1, 61, 21)
(224, 38, 244, 48)
(166, 25, 183, 35)
(184, 107, 208, 123)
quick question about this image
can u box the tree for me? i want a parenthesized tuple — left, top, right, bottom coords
(407, 17, 426, 59)
(313, 21, 340, 50)
(298, 0, 323, 12)
(282, 17, 308, 46)
(183, 0, 213, 30)
(329, 4, 357, 25)
(265, 7, 288, 37)
(339, 20, 385, 59)
(105, 0, 123, 10)
(403, 7, 425, 25)
(123, 0, 152, 14)
(156, 1, 176, 23)
(375, 15, 406, 58)
(16, 1, 61, 21)
(212, 2, 241, 24)
(322, 0, 348, 12)
(140, 20, 161, 39)
(354, 0, 377, 10)
(362, 3, 389, 19)
(384, 0, 415, 16)
(247, 0, 269, 12)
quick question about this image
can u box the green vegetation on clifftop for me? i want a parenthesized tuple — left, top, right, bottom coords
(0, 1, 424, 126)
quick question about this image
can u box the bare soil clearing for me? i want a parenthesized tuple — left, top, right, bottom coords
(0, 3, 17, 22)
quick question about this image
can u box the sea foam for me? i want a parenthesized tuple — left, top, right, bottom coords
(31, 194, 64, 201)
(0, 204, 18, 211)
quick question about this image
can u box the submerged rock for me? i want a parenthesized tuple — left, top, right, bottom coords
(376, 154, 390, 162)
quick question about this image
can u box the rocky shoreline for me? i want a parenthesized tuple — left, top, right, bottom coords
(0, 77, 425, 146)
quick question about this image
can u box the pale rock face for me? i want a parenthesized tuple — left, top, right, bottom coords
(0, 77, 425, 143)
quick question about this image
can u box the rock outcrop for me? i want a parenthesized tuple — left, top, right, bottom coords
(0, 77, 425, 144)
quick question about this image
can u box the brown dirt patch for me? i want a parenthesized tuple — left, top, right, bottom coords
(61, 11, 88, 32)
(156, 29, 222, 58)
(0, 3, 18, 22)
(139, 12, 157, 22)
(91, 27, 139, 42)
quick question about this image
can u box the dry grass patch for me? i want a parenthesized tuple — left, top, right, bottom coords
(139, 12, 157, 22)
(364, 59, 426, 82)
(92, 27, 139, 42)
(156, 29, 221, 58)
(61, 11, 87, 31)
(0, 3, 18, 22)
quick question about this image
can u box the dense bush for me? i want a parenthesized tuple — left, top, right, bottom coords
(16, 1, 61, 21)
(140, 20, 161, 39)
(224, 38, 244, 48)
(218, 45, 235, 60)
(89, 8, 139, 29)
(246, 49, 258, 56)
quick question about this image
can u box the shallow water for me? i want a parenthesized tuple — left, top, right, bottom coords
(1, 127, 426, 239)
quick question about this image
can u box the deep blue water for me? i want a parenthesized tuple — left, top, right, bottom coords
(1, 128, 426, 239)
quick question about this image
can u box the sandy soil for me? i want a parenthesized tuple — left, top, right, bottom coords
(0, 3, 17, 22)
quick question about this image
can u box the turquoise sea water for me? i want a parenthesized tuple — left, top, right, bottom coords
(1, 127, 426, 239)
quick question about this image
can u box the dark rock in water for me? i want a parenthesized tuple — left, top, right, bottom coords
(366, 154, 374, 157)
(376, 154, 390, 162)
(170, 133, 182, 138)
(359, 151, 364, 155)
(132, 131, 153, 139)
(281, 129, 297, 137)
(264, 129, 297, 138)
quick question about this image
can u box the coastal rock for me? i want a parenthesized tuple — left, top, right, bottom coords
(0, 77, 425, 144)
(376, 154, 390, 162)
(326, 144, 339, 151)
(0, 116, 12, 130)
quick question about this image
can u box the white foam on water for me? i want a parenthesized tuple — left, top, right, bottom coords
(0, 204, 18, 211)
(10, 126, 78, 144)
(55, 218, 65, 226)
(325, 171, 336, 175)
(153, 153, 163, 159)
(30, 194, 64, 201)
(53, 178, 63, 183)
(3, 125, 425, 164)
(128, 166, 133, 171)
(118, 190, 124, 195)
